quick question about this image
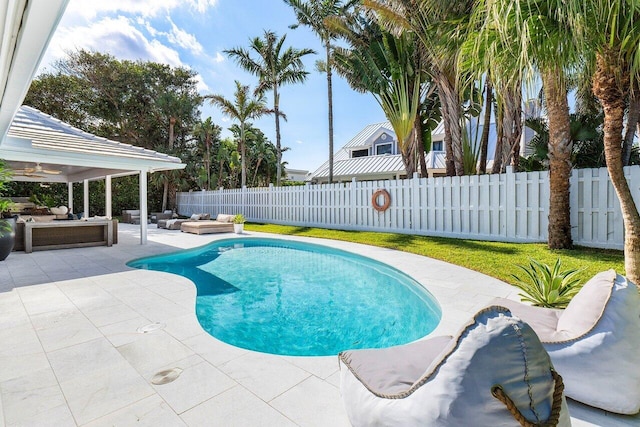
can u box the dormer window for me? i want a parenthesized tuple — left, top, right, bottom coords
(352, 149, 369, 158)
(376, 143, 392, 155)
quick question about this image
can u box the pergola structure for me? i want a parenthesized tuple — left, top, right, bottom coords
(0, 1, 186, 244)
(1, 106, 186, 244)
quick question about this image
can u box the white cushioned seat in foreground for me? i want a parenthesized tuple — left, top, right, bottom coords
(493, 269, 640, 414)
(338, 306, 571, 426)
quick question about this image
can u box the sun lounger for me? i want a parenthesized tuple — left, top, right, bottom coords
(180, 214, 234, 235)
(492, 269, 640, 414)
(339, 306, 570, 426)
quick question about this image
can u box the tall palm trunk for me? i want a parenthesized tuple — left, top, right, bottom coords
(543, 69, 573, 249)
(435, 70, 463, 176)
(623, 82, 640, 166)
(205, 135, 211, 190)
(162, 117, 176, 211)
(593, 49, 640, 284)
(240, 125, 247, 188)
(326, 42, 335, 184)
(274, 86, 283, 186)
(502, 85, 522, 170)
(492, 101, 505, 174)
(479, 77, 492, 174)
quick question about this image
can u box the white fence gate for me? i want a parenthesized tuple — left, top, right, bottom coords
(177, 166, 640, 250)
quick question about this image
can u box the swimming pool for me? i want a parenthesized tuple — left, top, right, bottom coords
(128, 238, 441, 356)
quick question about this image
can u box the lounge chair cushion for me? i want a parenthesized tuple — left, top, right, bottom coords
(190, 213, 201, 220)
(493, 269, 640, 414)
(180, 220, 233, 235)
(215, 214, 235, 223)
(339, 307, 571, 426)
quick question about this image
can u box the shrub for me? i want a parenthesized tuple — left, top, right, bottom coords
(233, 213, 245, 224)
(510, 258, 582, 308)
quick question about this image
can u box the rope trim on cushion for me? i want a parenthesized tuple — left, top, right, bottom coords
(492, 369, 565, 427)
(339, 306, 515, 400)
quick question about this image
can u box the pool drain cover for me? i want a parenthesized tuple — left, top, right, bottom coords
(136, 322, 166, 333)
(151, 368, 183, 385)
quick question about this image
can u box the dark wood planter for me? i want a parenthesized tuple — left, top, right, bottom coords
(0, 217, 16, 261)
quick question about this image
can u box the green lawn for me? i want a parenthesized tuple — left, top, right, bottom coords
(245, 223, 624, 285)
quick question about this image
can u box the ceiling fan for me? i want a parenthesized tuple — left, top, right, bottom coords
(13, 163, 62, 176)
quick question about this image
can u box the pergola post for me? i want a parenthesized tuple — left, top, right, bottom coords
(67, 182, 73, 214)
(83, 179, 89, 219)
(139, 170, 147, 245)
(105, 175, 112, 218)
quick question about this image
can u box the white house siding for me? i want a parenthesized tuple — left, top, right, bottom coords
(178, 165, 637, 250)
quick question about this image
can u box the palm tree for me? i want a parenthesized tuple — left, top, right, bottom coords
(284, 0, 360, 184)
(206, 81, 269, 188)
(333, 25, 423, 176)
(192, 117, 219, 190)
(462, 0, 578, 249)
(225, 30, 315, 186)
(570, 0, 640, 283)
(365, 0, 475, 176)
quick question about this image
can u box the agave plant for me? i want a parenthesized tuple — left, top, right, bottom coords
(510, 259, 583, 308)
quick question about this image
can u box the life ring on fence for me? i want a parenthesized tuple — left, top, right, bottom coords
(371, 189, 391, 212)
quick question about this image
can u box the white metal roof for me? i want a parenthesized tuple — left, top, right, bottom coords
(1, 106, 185, 183)
(310, 154, 406, 180)
(343, 121, 395, 149)
(0, 0, 69, 142)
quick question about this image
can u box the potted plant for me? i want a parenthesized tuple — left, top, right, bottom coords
(0, 160, 15, 260)
(233, 213, 245, 234)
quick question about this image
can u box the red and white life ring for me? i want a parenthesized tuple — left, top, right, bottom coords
(371, 189, 391, 212)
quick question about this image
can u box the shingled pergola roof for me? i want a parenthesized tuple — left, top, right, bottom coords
(1, 106, 184, 183)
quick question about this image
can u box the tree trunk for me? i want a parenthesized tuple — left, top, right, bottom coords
(623, 82, 639, 166)
(274, 85, 282, 186)
(491, 102, 504, 174)
(593, 50, 640, 284)
(435, 70, 463, 176)
(205, 135, 211, 190)
(543, 70, 573, 249)
(479, 77, 493, 174)
(162, 178, 169, 212)
(326, 42, 334, 184)
(502, 85, 522, 170)
(240, 123, 247, 188)
(416, 113, 428, 177)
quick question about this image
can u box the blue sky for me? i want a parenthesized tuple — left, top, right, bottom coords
(39, 0, 387, 172)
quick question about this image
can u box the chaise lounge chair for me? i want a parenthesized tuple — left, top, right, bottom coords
(180, 213, 234, 235)
(339, 306, 570, 426)
(492, 269, 640, 414)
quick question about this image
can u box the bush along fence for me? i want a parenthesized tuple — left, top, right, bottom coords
(177, 166, 640, 250)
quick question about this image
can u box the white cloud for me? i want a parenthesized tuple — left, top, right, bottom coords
(63, 0, 219, 20)
(214, 52, 225, 63)
(194, 74, 209, 92)
(296, 140, 304, 145)
(165, 17, 203, 55)
(46, 16, 183, 68)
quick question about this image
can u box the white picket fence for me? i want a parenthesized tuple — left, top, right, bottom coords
(177, 166, 640, 250)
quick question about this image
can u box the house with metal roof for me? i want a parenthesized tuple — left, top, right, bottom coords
(308, 113, 537, 183)
(307, 121, 449, 183)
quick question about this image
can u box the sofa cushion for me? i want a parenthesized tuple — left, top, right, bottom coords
(190, 213, 201, 220)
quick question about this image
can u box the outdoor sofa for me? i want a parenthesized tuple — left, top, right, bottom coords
(339, 306, 570, 426)
(492, 269, 640, 414)
(180, 213, 234, 235)
(121, 209, 141, 224)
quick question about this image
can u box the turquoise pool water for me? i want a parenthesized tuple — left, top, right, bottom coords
(128, 238, 441, 356)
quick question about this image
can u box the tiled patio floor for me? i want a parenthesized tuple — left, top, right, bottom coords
(0, 224, 637, 426)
